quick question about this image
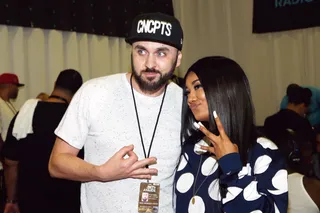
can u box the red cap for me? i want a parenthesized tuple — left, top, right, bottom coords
(0, 73, 24, 86)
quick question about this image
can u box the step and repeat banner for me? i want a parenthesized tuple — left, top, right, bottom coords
(253, 0, 320, 33)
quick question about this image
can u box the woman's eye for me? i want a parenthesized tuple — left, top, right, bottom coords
(184, 90, 190, 96)
(194, 84, 202, 90)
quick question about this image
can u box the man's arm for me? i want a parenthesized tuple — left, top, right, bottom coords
(0, 136, 4, 163)
(4, 158, 20, 213)
(4, 158, 18, 200)
(49, 137, 158, 182)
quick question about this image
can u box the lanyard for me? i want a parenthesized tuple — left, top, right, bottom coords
(5, 101, 17, 114)
(130, 74, 167, 162)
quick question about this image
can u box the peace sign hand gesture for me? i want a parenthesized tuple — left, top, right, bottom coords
(194, 111, 238, 160)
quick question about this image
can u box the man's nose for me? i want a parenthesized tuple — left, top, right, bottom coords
(145, 55, 156, 69)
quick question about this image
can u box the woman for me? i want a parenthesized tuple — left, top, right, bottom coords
(174, 56, 288, 213)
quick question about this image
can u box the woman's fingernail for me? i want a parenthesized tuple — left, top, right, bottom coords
(194, 143, 207, 154)
(193, 122, 200, 129)
(198, 122, 204, 127)
(213, 111, 218, 118)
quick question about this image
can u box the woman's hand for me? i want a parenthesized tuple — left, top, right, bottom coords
(195, 111, 238, 159)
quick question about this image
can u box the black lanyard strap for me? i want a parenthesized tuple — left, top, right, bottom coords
(130, 74, 167, 159)
(48, 95, 69, 105)
(5, 101, 17, 114)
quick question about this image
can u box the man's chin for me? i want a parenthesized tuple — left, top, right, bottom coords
(145, 77, 158, 83)
(142, 75, 159, 83)
(139, 81, 163, 92)
(142, 73, 159, 80)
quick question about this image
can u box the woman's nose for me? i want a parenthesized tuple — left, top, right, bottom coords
(187, 91, 196, 103)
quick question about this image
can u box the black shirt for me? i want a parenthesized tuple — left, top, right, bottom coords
(4, 101, 82, 213)
(264, 109, 316, 146)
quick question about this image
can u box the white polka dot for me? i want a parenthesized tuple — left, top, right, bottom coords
(254, 155, 272, 174)
(243, 181, 261, 201)
(257, 137, 278, 150)
(208, 179, 221, 201)
(238, 163, 252, 179)
(250, 211, 262, 213)
(268, 169, 288, 195)
(177, 153, 189, 171)
(201, 156, 218, 176)
(222, 186, 243, 204)
(188, 196, 205, 213)
(176, 173, 194, 193)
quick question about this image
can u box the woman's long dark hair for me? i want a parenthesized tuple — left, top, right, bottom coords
(181, 56, 258, 165)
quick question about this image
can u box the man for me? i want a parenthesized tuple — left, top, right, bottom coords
(0, 73, 24, 160)
(0, 73, 24, 212)
(280, 84, 320, 127)
(3, 69, 83, 213)
(49, 12, 183, 213)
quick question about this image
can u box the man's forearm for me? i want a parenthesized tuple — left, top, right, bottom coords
(4, 161, 18, 200)
(0, 136, 4, 162)
(49, 153, 101, 182)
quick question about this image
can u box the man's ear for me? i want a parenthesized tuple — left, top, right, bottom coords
(176, 51, 182, 68)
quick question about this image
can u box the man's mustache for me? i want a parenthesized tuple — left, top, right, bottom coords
(142, 68, 161, 74)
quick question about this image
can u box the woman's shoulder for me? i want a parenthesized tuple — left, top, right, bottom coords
(248, 137, 283, 163)
(254, 137, 279, 151)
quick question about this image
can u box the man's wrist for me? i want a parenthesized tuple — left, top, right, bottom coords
(93, 165, 103, 182)
(6, 199, 18, 204)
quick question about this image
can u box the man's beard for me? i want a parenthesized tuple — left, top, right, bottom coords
(10, 89, 18, 99)
(131, 56, 177, 94)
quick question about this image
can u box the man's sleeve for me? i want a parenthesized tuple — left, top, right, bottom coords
(55, 83, 92, 150)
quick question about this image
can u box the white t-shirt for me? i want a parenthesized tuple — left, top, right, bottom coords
(0, 98, 16, 170)
(55, 73, 182, 213)
(288, 173, 319, 213)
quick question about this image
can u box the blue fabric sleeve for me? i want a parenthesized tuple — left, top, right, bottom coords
(218, 153, 242, 175)
(217, 146, 288, 213)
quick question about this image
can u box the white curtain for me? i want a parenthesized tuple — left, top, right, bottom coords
(0, 0, 319, 125)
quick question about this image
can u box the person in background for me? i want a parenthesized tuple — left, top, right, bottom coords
(280, 84, 320, 127)
(276, 131, 320, 213)
(0, 73, 24, 212)
(265, 84, 315, 145)
(3, 69, 83, 213)
(265, 84, 320, 179)
(175, 56, 288, 213)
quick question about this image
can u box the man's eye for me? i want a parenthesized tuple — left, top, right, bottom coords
(157, 52, 166, 57)
(138, 49, 146, 55)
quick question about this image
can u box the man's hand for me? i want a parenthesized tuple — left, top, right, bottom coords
(96, 145, 158, 182)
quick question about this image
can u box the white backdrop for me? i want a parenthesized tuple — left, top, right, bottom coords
(0, 0, 319, 125)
